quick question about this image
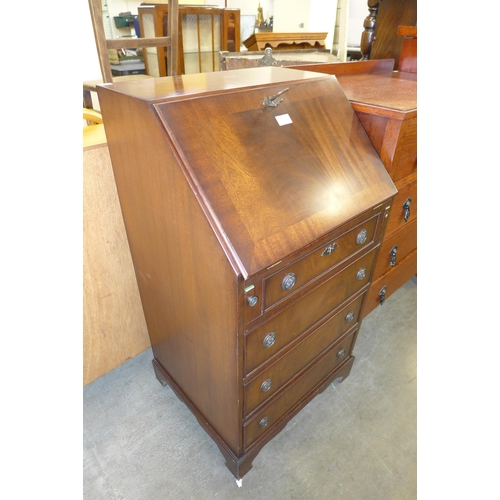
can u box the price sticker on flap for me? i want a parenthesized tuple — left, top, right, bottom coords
(275, 114, 293, 126)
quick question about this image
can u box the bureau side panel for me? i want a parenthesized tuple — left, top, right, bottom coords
(98, 87, 241, 454)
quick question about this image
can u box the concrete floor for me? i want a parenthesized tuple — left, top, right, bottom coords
(83, 276, 417, 499)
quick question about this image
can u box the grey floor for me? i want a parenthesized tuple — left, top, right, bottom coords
(84, 276, 417, 499)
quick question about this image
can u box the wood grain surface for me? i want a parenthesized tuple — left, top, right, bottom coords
(83, 144, 150, 386)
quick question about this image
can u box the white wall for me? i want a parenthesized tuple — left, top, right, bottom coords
(309, 0, 338, 54)
(273, 0, 309, 32)
(226, 0, 274, 18)
(348, 0, 367, 47)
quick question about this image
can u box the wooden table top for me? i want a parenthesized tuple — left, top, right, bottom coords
(337, 71, 416, 118)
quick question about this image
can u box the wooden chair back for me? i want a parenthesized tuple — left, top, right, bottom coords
(397, 26, 417, 73)
(88, 0, 179, 83)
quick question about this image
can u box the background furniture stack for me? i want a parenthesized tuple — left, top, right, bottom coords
(87, 0, 178, 83)
(339, 27, 417, 316)
(360, 0, 417, 66)
(290, 26, 417, 316)
(84, 0, 179, 111)
(338, 70, 416, 316)
(138, 3, 240, 75)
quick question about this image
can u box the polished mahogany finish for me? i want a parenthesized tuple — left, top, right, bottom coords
(291, 58, 395, 76)
(360, 0, 417, 67)
(97, 67, 397, 479)
(336, 70, 417, 317)
(397, 26, 417, 73)
(243, 32, 328, 52)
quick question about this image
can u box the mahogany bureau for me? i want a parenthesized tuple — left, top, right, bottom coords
(336, 71, 417, 317)
(97, 67, 397, 479)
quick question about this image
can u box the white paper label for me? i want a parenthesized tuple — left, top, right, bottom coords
(275, 114, 292, 126)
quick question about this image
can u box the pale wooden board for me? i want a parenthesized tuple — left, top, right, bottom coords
(83, 143, 150, 385)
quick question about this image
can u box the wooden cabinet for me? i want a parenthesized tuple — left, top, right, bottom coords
(243, 32, 328, 52)
(138, 3, 240, 76)
(360, 0, 417, 67)
(97, 67, 397, 479)
(336, 71, 417, 317)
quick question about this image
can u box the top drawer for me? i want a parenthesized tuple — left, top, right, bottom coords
(263, 214, 379, 310)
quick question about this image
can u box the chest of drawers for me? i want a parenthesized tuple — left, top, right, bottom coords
(337, 71, 417, 317)
(97, 67, 397, 479)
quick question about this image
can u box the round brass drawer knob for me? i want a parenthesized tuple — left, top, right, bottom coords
(282, 273, 296, 291)
(247, 295, 258, 307)
(263, 332, 276, 348)
(356, 268, 366, 281)
(356, 229, 368, 244)
(258, 416, 269, 428)
(260, 378, 273, 392)
(345, 311, 354, 322)
(337, 348, 346, 359)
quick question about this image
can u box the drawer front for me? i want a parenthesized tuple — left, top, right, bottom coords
(386, 176, 417, 236)
(245, 247, 377, 375)
(372, 218, 417, 281)
(244, 294, 364, 415)
(244, 330, 356, 449)
(263, 215, 379, 309)
(361, 249, 417, 318)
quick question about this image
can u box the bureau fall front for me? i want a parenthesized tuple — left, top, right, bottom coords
(97, 67, 397, 479)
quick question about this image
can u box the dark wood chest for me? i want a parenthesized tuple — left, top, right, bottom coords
(337, 71, 417, 316)
(97, 67, 397, 479)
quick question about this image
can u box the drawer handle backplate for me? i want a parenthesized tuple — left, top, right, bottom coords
(345, 311, 354, 322)
(356, 229, 368, 245)
(356, 268, 366, 281)
(263, 332, 276, 348)
(260, 378, 273, 392)
(258, 416, 269, 428)
(282, 273, 296, 291)
(337, 348, 346, 359)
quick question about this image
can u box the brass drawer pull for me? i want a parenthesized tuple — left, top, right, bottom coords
(356, 268, 366, 281)
(263, 332, 276, 348)
(247, 295, 259, 307)
(260, 378, 273, 392)
(356, 229, 368, 245)
(337, 348, 346, 359)
(389, 245, 398, 266)
(282, 273, 296, 291)
(321, 242, 338, 256)
(345, 311, 354, 322)
(258, 416, 269, 428)
(379, 285, 387, 304)
(403, 198, 412, 222)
